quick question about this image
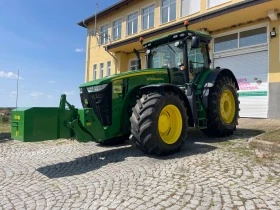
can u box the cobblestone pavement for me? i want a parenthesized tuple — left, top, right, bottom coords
(0, 119, 280, 210)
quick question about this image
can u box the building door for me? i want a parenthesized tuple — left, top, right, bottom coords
(213, 25, 268, 118)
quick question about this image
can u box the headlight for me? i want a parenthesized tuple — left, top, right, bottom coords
(87, 84, 108, 93)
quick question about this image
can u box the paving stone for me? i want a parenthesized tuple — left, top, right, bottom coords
(0, 119, 279, 209)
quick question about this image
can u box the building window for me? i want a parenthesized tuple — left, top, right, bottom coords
(214, 33, 238, 52)
(100, 63, 104, 78)
(93, 64, 97, 80)
(100, 24, 109, 45)
(239, 27, 267, 47)
(214, 27, 267, 52)
(127, 12, 138, 35)
(112, 18, 122, 40)
(181, 0, 200, 17)
(161, 0, 176, 24)
(130, 59, 138, 70)
(208, 0, 230, 8)
(142, 4, 155, 30)
(107, 61, 111, 76)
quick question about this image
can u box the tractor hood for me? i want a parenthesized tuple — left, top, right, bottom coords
(79, 68, 168, 88)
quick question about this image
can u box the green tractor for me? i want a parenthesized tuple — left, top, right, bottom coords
(11, 22, 239, 155)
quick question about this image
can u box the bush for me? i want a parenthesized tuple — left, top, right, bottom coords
(1, 116, 10, 124)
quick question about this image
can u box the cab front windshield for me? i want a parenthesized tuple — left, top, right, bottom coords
(148, 40, 184, 69)
(148, 39, 208, 71)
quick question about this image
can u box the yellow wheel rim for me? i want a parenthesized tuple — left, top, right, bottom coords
(158, 105, 182, 144)
(220, 89, 236, 124)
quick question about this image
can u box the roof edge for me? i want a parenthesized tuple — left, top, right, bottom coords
(77, 0, 134, 28)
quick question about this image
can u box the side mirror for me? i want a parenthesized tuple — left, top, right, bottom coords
(191, 36, 200, 48)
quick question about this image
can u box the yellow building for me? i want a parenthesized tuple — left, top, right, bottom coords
(78, 0, 280, 118)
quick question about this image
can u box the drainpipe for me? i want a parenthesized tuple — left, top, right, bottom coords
(105, 46, 117, 74)
(133, 48, 141, 70)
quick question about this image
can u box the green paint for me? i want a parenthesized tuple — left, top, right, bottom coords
(239, 91, 268, 97)
(79, 69, 168, 87)
(193, 69, 211, 127)
(11, 107, 72, 142)
(85, 69, 170, 143)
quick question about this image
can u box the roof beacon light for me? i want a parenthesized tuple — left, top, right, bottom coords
(184, 20, 189, 29)
(139, 37, 144, 44)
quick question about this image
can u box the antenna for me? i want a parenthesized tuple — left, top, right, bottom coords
(16, 69, 19, 110)
(95, 2, 98, 36)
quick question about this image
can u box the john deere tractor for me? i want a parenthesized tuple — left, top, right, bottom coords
(11, 22, 239, 155)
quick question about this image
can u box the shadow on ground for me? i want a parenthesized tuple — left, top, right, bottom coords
(0, 132, 11, 142)
(37, 140, 217, 179)
(37, 127, 264, 179)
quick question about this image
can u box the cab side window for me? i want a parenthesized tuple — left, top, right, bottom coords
(189, 44, 205, 69)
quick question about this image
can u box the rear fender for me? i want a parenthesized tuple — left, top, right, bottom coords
(202, 68, 239, 109)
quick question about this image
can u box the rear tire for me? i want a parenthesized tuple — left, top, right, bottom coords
(202, 75, 239, 137)
(130, 92, 188, 155)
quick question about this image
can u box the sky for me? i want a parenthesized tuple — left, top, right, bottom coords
(0, 0, 119, 108)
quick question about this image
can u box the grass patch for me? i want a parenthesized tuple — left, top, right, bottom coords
(0, 123, 10, 133)
(213, 140, 236, 146)
(256, 129, 280, 143)
(250, 129, 280, 156)
(229, 147, 254, 157)
(0, 115, 11, 133)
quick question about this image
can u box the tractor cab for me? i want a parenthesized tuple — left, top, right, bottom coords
(143, 28, 212, 87)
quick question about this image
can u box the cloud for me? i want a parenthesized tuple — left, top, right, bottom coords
(30, 92, 43, 97)
(0, 71, 23, 80)
(75, 48, 84, 53)
(48, 80, 55, 83)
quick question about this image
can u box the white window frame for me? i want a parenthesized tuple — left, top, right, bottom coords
(107, 61, 111, 76)
(161, 0, 176, 24)
(93, 64, 97, 80)
(141, 3, 155, 31)
(213, 23, 269, 56)
(127, 11, 138, 36)
(100, 63, 104, 78)
(207, 0, 231, 9)
(100, 24, 109, 45)
(181, 0, 200, 17)
(112, 18, 122, 41)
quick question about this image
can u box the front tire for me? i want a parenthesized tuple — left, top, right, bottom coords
(130, 92, 188, 155)
(202, 75, 239, 137)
